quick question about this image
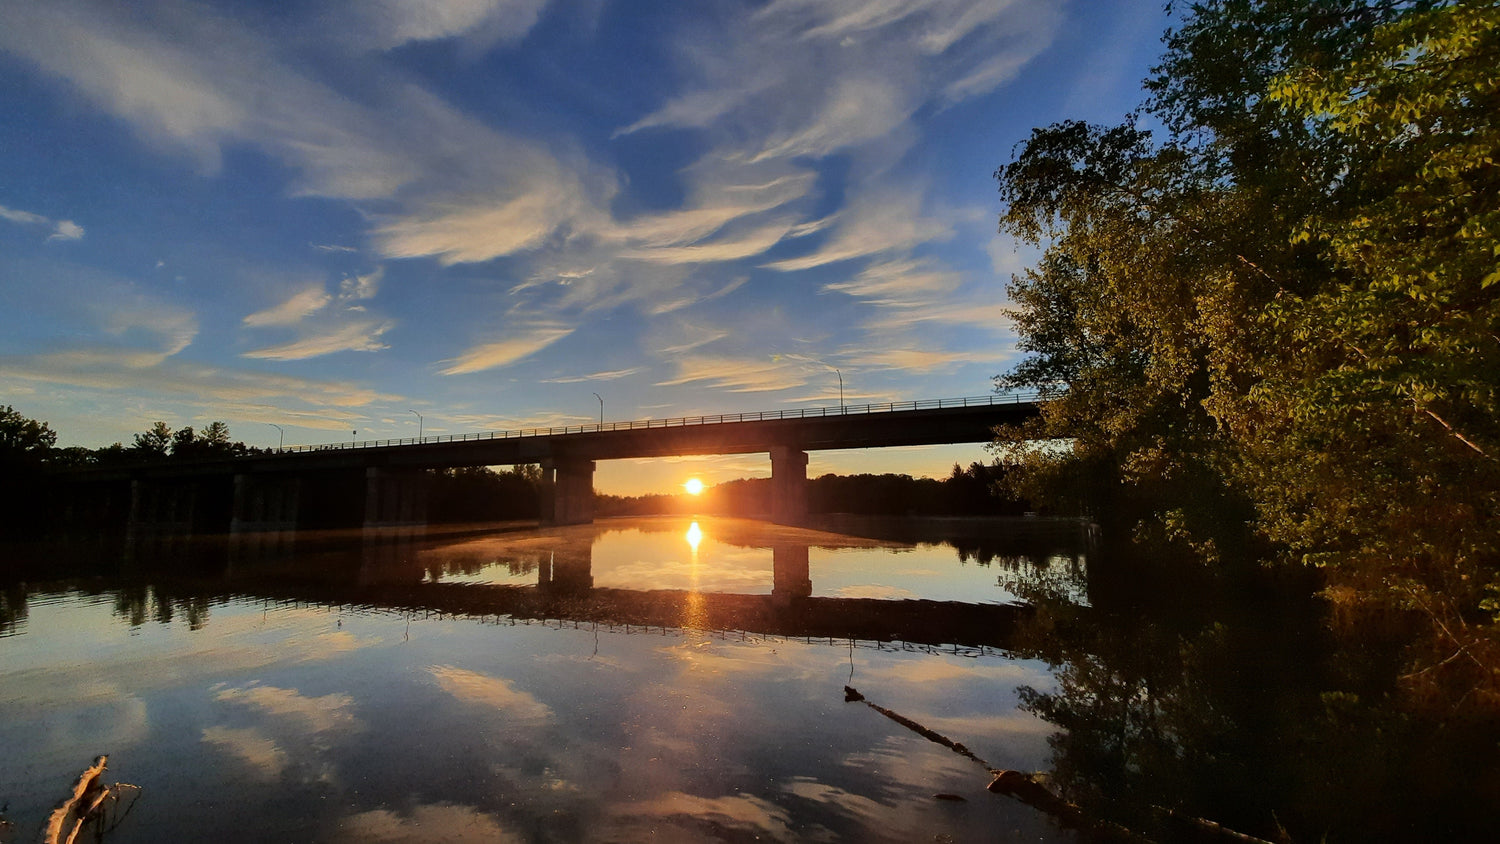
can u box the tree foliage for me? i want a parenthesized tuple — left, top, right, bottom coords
(994, 0, 1500, 703)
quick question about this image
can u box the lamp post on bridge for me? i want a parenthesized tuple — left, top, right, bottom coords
(592, 393, 604, 426)
(268, 423, 284, 449)
(408, 409, 423, 440)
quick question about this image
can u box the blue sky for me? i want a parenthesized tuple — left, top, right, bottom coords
(0, 0, 1167, 494)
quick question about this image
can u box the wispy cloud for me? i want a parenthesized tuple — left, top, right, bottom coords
(542, 367, 643, 384)
(439, 323, 573, 375)
(343, 0, 549, 51)
(243, 285, 332, 327)
(763, 187, 953, 271)
(241, 268, 391, 359)
(0, 351, 400, 408)
(655, 355, 810, 393)
(0, 202, 84, 242)
(243, 319, 393, 360)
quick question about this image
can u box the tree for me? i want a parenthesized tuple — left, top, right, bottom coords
(993, 0, 1500, 704)
(0, 405, 57, 463)
(132, 422, 172, 458)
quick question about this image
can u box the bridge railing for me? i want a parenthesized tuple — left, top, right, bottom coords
(274, 392, 1042, 454)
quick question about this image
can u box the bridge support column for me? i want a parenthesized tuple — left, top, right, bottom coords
(230, 474, 301, 535)
(541, 458, 595, 526)
(363, 468, 429, 532)
(126, 479, 197, 543)
(770, 447, 808, 526)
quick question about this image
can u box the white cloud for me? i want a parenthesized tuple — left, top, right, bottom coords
(339, 267, 382, 302)
(655, 355, 810, 393)
(542, 367, 642, 384)
(764, 188, 954, 271)
(244, 319, 393, 360)
(0, 351, 400, 408)
(243, 285, 333, 327)
(439, 324, 573, 375)
(48, 219, 86, 241)
(0, 1, 609, 267)
(348, 0, 549, 51)
(0, 202, 84, 242)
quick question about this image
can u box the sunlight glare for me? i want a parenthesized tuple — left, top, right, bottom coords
(683, 478, 704, 495)
(685, 521, 703, 552)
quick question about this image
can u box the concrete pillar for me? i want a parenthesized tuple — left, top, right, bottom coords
(771, 542, 812, 600)
(363, 468, 429, 530)
(126, 479, 196, 542)
(770, 447, 808, 525)
(542, 458, 595, 525)
(231, 474, 301, 535)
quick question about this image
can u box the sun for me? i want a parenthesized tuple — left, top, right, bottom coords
(683, 478, 705, 495)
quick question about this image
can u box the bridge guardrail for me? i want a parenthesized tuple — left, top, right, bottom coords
(274, 392, 1043, 454)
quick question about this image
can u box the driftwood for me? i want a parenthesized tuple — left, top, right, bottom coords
(39, 756, 107, 844)
(843, 685, 1277, 844)
(36, 757, 140, 844)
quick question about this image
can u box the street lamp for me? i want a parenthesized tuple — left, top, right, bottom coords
(408, 409, 423, 440)
(592, 392, 604, 426)
(268, 423, 284, 449)
(834, 368, 843, 408)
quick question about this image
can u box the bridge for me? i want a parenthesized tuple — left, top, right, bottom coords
(54, 394, 1041, 538)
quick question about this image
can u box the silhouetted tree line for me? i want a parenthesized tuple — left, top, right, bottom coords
(427, 465, 543, 523)
(598, 462, 1032, 517)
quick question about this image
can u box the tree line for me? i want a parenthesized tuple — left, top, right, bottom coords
(991, 1, 1498, 709)
(1, 407, 263, 468)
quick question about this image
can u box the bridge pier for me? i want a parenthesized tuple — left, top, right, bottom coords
(363, 467, 429, 532)
(126, 478, 198, 543)
(770, 447, 808, 526)
(230, 474, 301, 535)
(540, 458, 595, 526)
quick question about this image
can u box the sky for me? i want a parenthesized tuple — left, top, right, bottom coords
(0, 0, 1169, 495)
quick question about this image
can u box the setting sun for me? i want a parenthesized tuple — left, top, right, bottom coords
(683, 478, 705, 495)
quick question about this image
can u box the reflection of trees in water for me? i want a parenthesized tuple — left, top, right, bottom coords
(420, 553, 541, 581)
(1007, 546, 1500, 843)
(1, 584, 28, 636)
(111, 584, 212, 630)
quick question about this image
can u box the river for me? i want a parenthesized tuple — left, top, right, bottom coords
(0, 516, 1492, 842)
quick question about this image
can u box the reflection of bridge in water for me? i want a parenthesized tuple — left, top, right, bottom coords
(231, 528, 1035, 649)
(3, 518, 1077, 649)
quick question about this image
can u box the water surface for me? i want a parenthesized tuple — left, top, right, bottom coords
(1, 516, 1086, 842)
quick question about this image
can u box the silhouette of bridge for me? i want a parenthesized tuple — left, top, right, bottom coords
(56, 394, 1042, 537)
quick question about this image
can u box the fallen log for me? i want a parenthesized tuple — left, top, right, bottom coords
(843, 685, 1278, 844)
(39, 756, 107, 844)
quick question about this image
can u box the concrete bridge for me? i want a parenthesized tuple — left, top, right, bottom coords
(55, 394, 1040, 538)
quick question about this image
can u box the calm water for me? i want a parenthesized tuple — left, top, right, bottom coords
(6, 515, 1494, 843)
(0, 516, 1089, 843)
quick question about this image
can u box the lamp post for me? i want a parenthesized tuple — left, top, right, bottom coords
(408, 409, 423, 440)
(268, 423, 284, 449)
(592, 392, 604, 426)
(834, 368, 843, 408)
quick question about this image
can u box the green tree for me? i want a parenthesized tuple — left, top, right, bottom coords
(993, 0, 1500, 703)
